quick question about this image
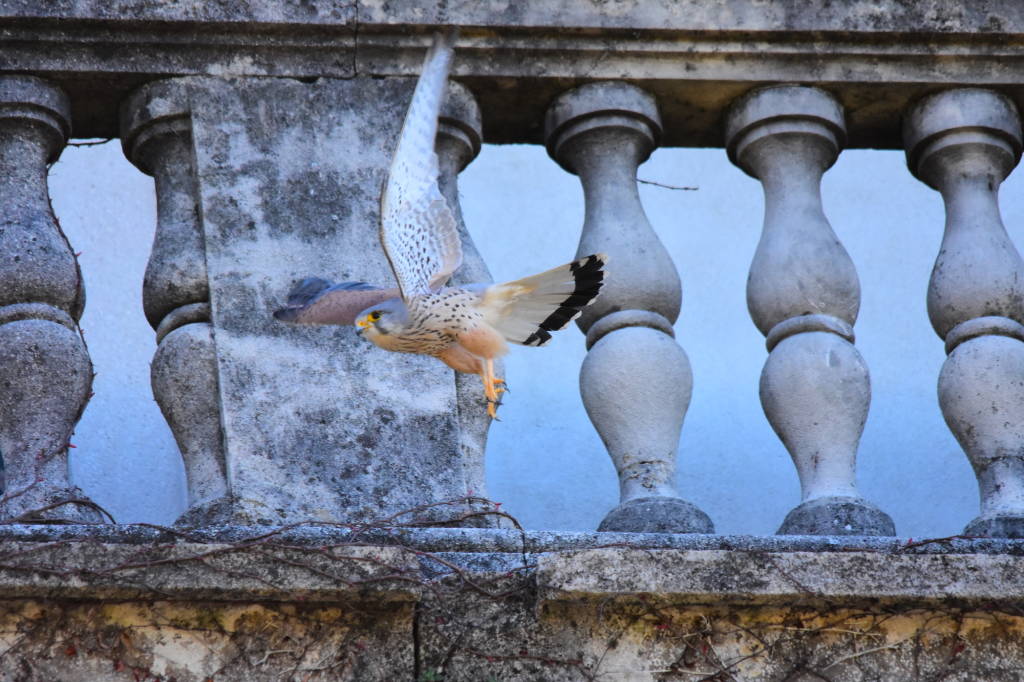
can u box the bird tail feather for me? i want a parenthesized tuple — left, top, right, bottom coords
(481, 254, 607, 346)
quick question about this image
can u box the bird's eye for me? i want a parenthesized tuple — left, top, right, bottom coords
(369, 311, 382, 321)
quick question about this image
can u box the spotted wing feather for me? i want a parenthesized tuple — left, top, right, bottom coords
(380, 30, 462, 304)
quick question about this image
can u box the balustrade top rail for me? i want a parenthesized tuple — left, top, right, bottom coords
(3, 1, 1024, 145)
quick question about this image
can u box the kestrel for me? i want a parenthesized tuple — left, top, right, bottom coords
(274, 30, 607, 418)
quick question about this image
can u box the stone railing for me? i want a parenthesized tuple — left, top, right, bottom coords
(7, 3, 1024, 679)
(4, 2, 1024, 540)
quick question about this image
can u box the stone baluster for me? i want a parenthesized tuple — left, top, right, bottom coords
(0, 76, 104, 522)
(726, 85, 894, 536)
(904, 88, 1024, 538)
(121, 79, 230, 527)
(436, 82, 495, 511)
(545, 82, 713, 533)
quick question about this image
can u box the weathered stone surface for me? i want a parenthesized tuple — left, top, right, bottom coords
(545, 81, 676, 330)
(120, 77, 230, 528)
(597, 496, 713, 534)
(150, 322, 230, 526)
(0, 75, 79, 316)
(0, 75, 101, 523)
(0, 540, 419, 602)
(537, 546, 1024, 605)
(727, 85, 893, 537)
(4, 2, 1024, 146)
(120, 79, 209, 331)
(778, 495, 897, 536)
(0, 533, 1024, 679)
(546, 81, 709, 534)
(905, 88, 1024, 538)
(0, 599, 414, 681)
(175, 75, 483, 525)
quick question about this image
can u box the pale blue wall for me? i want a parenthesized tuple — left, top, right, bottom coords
(51, 140, 1020, 536)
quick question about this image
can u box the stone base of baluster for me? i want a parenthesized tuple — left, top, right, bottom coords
(963, 515, 1024, 539)
(778, 496, 895, 536)
(174, 495, 511, 529)
(402, 498, 513, 529)
(598, 496, 714, 534)
(173, 495, 235, 528)
(0, 484, 106, 524)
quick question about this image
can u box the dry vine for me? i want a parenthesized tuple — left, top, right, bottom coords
(0, 497, 1019, 681)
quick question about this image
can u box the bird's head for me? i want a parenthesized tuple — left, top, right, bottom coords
(355, 298, 408, 341)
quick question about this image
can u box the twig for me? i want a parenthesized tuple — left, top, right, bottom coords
(898, 535, 978, 551)
(822, 641, 909, 670)
(67, 138, 113, 147)
(637, 178, 698, 191)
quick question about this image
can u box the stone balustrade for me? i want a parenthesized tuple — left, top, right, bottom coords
(119, 80, 228, 527)
(904, 89, 1024, 539)
(0, 76, 103, 523)
(725, 86, 894, 536)
(3, 5, 1024, 542)
(545, 82, 711, 533)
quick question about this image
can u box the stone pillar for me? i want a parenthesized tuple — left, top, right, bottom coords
(726, 85, 894, 536)
(0, 76, 103, 523)
(111, 75, 494, 526)
(121, 79, 230, 527)
(545, 82, 713, 533)
(437, 82, 494, 509)
(904, 88, 1024, 538)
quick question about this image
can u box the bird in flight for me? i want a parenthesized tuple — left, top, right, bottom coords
(274, 30, 606, 418)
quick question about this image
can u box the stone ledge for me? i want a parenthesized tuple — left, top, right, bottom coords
(4, 1, 1024, 145)
(3, 0, 1022, 34)
(0, 539, 421, 603)
(538, 547, 1024, 608)
(1, 523, 1022, 555)
(0, 525, 1022, 607)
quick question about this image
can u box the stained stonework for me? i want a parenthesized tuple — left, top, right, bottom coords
(4, 2, 1024, 680)
(0, 528, 1023, 680)
(119, 75, 493, 526)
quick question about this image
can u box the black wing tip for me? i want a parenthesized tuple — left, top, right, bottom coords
(523, 329, 553, 347)
(571, 253, 607, 273)
(520, 254, 608, 344)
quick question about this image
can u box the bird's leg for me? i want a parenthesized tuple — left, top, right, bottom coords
(481, 359, 503, 419)
(486, 359, 507, 396)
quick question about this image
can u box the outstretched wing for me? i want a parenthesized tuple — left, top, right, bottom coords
(273, 278, 399, 326)
(379, 29, 462, 302)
